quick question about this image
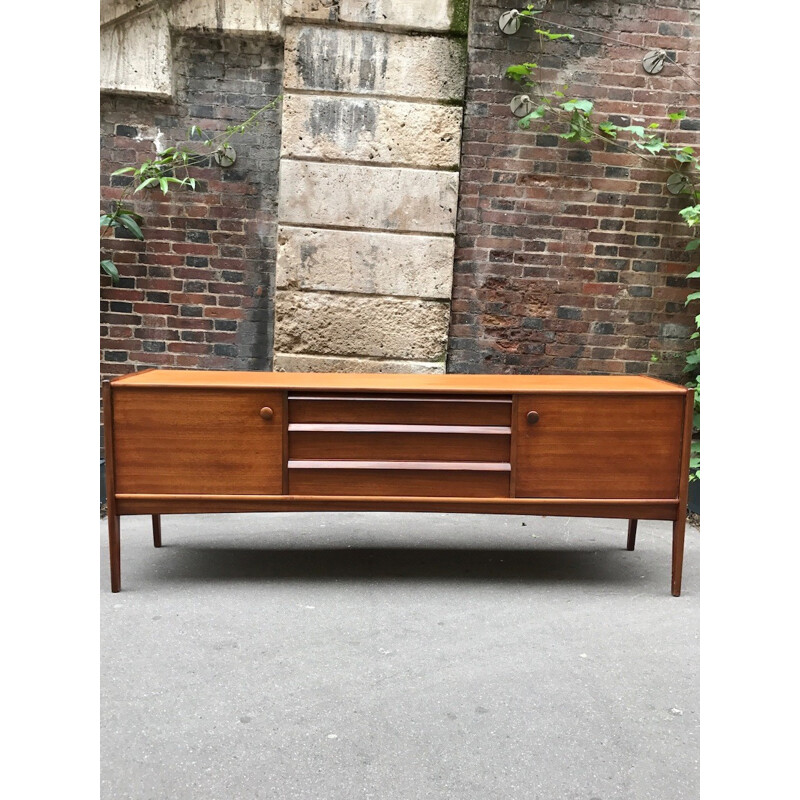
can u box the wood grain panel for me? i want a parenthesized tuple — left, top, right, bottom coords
(514, 394, 685, 499)
(112, 388, 284, 495)
(288, 429, 510, 461)
(289, 395, 512, 425)
(115, 370, 686, 395)
(288, 467, 510, 498)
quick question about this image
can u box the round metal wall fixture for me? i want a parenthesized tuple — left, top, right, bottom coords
(666, 172, 691, 195)
(499, 10, 521, 35)
(642, 49, 666, 75)
(510, 94, 535, 118)
(214, 144, 236, 168)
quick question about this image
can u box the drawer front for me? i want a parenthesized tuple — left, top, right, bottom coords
(288, 463, 510, 498)
(289, 394, 512, 426)
(112, 388, 284, 495)
(288, 426, 510, 462)
(287, 392, 512, 499)
(514, 394, 686, 499)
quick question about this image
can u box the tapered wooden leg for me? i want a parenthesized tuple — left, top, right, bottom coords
(108, 513, 121, 593)
(671, 514, 686, 597)
(152, 514, 162, 548)
(627, 519, 638, 551)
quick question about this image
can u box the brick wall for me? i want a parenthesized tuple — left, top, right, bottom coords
(99, 1, 700, 460)
(448, 0, 700, 378)
(100, 33, 282, 454)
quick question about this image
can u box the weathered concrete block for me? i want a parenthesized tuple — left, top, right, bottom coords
(284, 25, 467, 101)
(281, 94, 462, 168)
(100, 6, 172, 97)
(273, 353, 445, 373)
(285, 0, 461, 32)
(282, 0, 335, 23)
(100, 0, 153, 26)
(279, 161, 459, 234)
(276, 226, 454, 298)
(169, 0, 282, 36)
(340, 0, 457, 31)
(274, 291, 450, 360)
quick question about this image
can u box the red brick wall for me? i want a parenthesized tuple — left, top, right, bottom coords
(448, 0, 700, 378)
(100, 34, 282, 455)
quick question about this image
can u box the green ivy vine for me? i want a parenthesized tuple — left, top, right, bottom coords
(100, 97, 280, 285)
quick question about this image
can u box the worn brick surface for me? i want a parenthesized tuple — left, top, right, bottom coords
(100, 34, 283, 454)
(447, 0, 700, 379)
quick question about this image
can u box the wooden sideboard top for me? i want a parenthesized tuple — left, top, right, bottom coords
(111, 369, 687, 395)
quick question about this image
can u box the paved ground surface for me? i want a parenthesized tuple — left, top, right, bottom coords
(100, 512, 699, 800)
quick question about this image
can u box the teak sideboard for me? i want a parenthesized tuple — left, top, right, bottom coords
(102, 370, 694, 595)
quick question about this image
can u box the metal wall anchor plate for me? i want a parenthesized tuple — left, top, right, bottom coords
(510, 94, 535, 118)
(214, 144, 236, 168)
(499, 10, 521, 35)
(667, 172, 692, 195)
(642, 49, 666, 74)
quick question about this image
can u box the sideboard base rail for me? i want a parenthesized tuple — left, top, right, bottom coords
(114, 494, 678, 519)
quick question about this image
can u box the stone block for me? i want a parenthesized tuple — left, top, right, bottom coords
(282, 0, 336, 23)
(284, 24, 467, 101)
(273, 353, 445, 373)
(169, 0, 282, 36)
(281, 93, 462, 168)
(100, 6, 172, 97)
(279, 160, 459, 234)
(339, 0, 455, 31)
(276, 226, 454, 298)
(100, 0, 153, 26)
(274, 291, 450, 360)
(285, 0, 459, 32)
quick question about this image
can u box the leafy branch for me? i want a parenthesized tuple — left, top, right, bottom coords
(100, 97, 280, 285)
(679, 204, 700, 479)
(506, 62, 699, 200)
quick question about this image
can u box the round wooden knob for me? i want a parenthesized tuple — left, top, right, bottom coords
(259, 406, 274, 420)
(526, 411, 540, 424)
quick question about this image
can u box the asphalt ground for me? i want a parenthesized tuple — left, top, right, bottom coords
(100, 511, 699, 800)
